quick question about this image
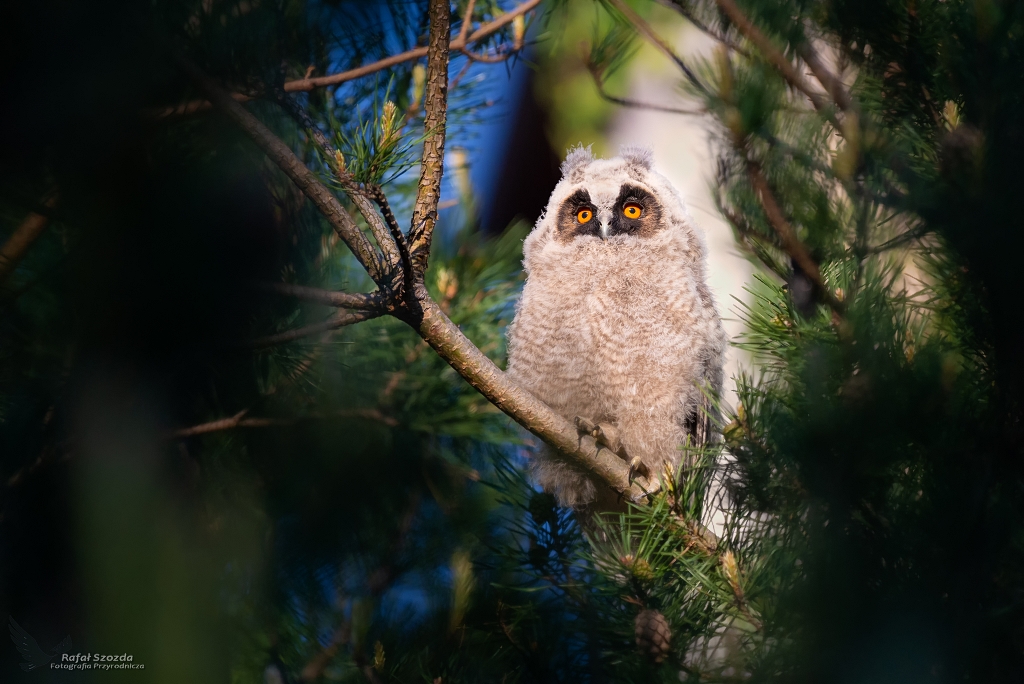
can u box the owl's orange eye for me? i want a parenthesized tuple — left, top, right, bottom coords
(623, 203, 643, 219)
(576, 209, 593, 224)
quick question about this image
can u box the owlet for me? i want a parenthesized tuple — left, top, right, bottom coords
(506, 145, 727, 510)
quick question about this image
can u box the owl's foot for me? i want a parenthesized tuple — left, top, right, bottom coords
(574, 416, 625, 458)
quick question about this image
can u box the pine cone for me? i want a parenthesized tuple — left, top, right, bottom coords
(634, 609, 672, 664)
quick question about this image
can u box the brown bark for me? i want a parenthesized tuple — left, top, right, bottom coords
(0, 196, 57, 286)
(408, 0, 450, 275)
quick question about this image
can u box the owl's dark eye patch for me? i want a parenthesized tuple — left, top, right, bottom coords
(557, 188, 599, 241)
(610, 184, 661, 237)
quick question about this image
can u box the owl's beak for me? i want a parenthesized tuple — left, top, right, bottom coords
(598, 210, 612, 239)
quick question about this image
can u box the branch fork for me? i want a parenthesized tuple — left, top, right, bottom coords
(172, 0, 656, 504)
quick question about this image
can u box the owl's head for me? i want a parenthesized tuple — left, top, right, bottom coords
(523, 145, 704, 267)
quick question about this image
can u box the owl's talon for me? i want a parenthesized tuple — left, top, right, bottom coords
(628, 456, 651, 485)
(594, 422, 623, 456)
(575, 416, 597, 436)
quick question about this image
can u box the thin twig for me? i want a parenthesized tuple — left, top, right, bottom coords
(408, 0, 451, 277)
(250, 309, 383, 347)
(605, 0, 710, 96)
(274, 94, 402, 272)
(589, 66, 704, 115)
(156, 0, 542, 117)
(171, 51, 387, 283)
(254, 282, 382, 309)
(653, 0, 751, 58)
(169, 407, 399, 438)
(0, 195, 57, 286)
(286, 0, 539, 92)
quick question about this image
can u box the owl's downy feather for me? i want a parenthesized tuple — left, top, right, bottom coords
(507, 146, 727, 509)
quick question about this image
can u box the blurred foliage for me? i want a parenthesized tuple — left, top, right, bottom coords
(5, 0, 1024, 683)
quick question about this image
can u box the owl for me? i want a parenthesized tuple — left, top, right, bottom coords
(506, 145, 727, 510)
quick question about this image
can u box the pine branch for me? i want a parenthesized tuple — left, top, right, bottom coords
(653, 0, 752, 58)
(171, 50, 388, 284)
(408, 0, 451, 278)
(274, 95, 403, 274)
(250, 309, 383, 347)
(175, 17, 657, 504)
(712, 0, 835, 118)
(0, 195, 57, 286)
(168, 408, 400, 438)
(796, 38, 853, 112)
(744, 158, 844, 313)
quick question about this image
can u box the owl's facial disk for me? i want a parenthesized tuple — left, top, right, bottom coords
(556, 183, 662, 243)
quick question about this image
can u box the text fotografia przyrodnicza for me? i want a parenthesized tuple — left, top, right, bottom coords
(52, 653, 144, 670)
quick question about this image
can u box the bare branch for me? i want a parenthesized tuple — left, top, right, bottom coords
(169, 407, 399, 438)
(157, 0, 542, 117)
(254, 282, 382, 309)
(286, 0, 540, 92)
(0, 195, 57, 286)
(458, 0, 477, 45)
(408, 0, 451, 275)
(251, 309, 383, 348)
(171, 51, 388, 283)
(712, 0, 833, 116)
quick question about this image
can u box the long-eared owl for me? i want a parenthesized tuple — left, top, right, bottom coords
(506, 145, 727, 510)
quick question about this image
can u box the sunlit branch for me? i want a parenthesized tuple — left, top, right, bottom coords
(274, 94, 402, 273)
(156, 0, 542, 117)
(408, 0, 451, 278)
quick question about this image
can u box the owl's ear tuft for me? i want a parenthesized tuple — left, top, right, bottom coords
(619, 144, 654, 171)
(561, 144, 595, 181)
